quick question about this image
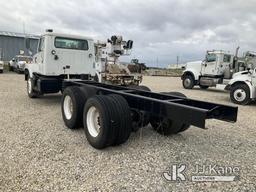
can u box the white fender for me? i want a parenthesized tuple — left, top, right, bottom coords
(228, 73, 256, 99)
(182, 61, 202, 81)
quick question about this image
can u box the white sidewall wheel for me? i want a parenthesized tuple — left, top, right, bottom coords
(61, 86, 88, 129)
(63, 95, 73, 120)
(27, 76, 38, 98)
(86, 106, 101, 138)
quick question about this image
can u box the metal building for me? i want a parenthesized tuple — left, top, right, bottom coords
(0, 31, 39, 62)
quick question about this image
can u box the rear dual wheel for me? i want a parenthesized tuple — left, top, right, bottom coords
(61, 87, 132, 149)
(61, 86, 88, 129)
(83, 95, 132, 149)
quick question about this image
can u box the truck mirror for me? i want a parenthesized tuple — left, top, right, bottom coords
(126, 40, 133, 49)
(25, 38, 30, 49)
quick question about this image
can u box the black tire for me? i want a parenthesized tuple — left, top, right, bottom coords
(61, 86, 88, 129)
(150, 118, 189, 135)
(94, 74, 99, 82)
(129, 85, 151, 131)
(230, 84, 251, 105)
(108, 94, 132, 145)
(83, 95, 120, 149)
(199, 85, 209, 89)
(182, 75, 195, 89)
(27, 76, 39, 98)
(9, 65, 13, 72)
(150, 91, 190, 135)
(131, 110, 151, 132)
(0, 69, 3, 73)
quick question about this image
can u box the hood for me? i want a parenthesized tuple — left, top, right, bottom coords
(232, 70, 250, 78)
(185, 60, 202, 68)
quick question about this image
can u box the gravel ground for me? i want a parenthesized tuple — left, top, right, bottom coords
(0, 73, 256, 192)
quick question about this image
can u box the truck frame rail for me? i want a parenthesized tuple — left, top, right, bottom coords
(63, 80, 237, 129)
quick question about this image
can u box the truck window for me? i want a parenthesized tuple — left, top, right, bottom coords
(223, 54, 231, 62)
(54, 37, 88, 50)
(206, 54, 216, 62)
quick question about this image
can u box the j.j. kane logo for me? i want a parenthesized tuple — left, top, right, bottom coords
(163, 164, 240, 182)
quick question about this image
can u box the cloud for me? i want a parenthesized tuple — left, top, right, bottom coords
(0, 0, 256, 67)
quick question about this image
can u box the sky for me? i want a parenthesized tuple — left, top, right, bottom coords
(1, 0, 256, 67)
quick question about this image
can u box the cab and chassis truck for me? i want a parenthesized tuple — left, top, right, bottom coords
(25, 30, 238, 149)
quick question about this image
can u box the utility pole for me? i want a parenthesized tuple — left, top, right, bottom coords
(156, 57, 159, 68)
(176, 55, 179, 68)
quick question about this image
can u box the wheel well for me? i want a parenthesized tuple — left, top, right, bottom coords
(182, 71, 195, 80)
(231, 81, 249, 89)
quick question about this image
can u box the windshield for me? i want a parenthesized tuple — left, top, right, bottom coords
(206, 54, 216, 62)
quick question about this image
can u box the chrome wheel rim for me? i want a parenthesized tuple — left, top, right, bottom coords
(234, 89, 246, 102)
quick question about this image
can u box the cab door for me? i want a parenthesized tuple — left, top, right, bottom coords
(252, 69, 256, 87)
(201, 53, 217, 76)
(34, 37, 45, 73)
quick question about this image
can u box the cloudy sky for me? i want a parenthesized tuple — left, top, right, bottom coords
(1, 0, 256, 67)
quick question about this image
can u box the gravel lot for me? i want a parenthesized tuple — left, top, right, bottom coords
(0, 73, 256, 191)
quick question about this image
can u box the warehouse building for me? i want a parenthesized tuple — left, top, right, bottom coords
(0, 31, 39, 62)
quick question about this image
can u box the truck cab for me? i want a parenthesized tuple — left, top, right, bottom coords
(25, 30, 96, 97)
(26, 31, 95, 77)
(201, 51, 234, 77)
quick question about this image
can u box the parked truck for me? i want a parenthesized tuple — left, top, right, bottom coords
(24, 30, 238, 149)
(181, 49, 256, 104)
(24, 30, 141, 98)
(9, 55, 32, 73)
(225, 68, 256, 104)
(182, 50, 237, 89)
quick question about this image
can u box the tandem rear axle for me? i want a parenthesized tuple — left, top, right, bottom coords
(60, 80, 238, 149)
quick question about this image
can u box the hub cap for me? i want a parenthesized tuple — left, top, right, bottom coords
(234, 89, 246, 102)
(184, 78, 191, 87)
(87, 106, 101, 137)
(63, 95, 73, 120)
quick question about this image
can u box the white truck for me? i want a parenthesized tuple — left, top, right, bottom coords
(24, 29, 141, 98)
(225, 69, 256, 105)
(9, 55, 32, 73)
(181, 49, 256, 104)
(182, 50, 240, 90)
